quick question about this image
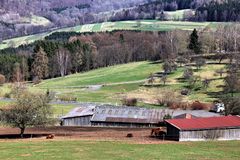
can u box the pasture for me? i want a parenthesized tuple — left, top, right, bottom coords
(0, 139, 239, 160)
(32, 61, 226, 104)
(0, 20, 224, 49)
(164, 9, 195, 20)
(0, 60, 228, 108)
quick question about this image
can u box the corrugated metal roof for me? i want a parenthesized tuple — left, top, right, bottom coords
(61, 104, 221, 123)
(61, 105, 95, 119)
(91, 105, 171, 124)
(172, 110, 220, 118)
(166, 116, 240, 130)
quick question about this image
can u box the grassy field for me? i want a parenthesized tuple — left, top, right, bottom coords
(0, 61, 228, 107)
(165, 9, 195, 20)
(0, 20, 225, 49)
(0, 140, 239, 160)
(38, 61, 161, 88)
(33, 61, 226, 103)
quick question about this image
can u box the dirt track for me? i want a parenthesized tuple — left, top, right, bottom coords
(0, 127, 171, 144)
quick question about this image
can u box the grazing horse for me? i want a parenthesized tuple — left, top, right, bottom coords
(46, 134, 55, 139)
(151, 127, 166, 137)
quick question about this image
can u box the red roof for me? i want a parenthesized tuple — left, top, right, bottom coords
(166, 116, 240, 130)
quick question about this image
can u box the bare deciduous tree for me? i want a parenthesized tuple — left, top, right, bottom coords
(56, 47, 70, 77)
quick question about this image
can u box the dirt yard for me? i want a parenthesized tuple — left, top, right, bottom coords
(0, 127, 170, 144)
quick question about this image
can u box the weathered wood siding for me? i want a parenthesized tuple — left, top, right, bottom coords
(179, 128, 240, 141)
(63, 116, 92, 126)
(91, 122, 158, 128)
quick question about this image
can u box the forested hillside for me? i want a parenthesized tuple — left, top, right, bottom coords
(1, 0, 240, 41)
(0, 0, 153, 40)
(1, 22, 240, 83)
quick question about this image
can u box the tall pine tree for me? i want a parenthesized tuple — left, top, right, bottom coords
(188, 29, 202, 54)
(31, 47, 49, 80)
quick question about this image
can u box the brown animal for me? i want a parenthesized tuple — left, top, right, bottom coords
(151, 127, 166, 137)
(126, 133, 133, 138)
(46, 134, 55, 139)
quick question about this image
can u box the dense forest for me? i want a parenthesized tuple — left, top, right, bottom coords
(1, 0, 240, 41)
(195, 0, 240, 21)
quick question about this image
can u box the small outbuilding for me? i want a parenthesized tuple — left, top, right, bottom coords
(165, 116, 240, 141)
(61, 105, 95, 126)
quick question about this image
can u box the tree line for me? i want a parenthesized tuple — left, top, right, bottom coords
(195, 0, 240, 21)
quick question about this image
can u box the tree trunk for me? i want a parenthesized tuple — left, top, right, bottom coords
(20, 127, 25, 138)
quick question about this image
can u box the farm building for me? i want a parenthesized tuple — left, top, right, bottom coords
(61, 104, 221, 127)
(90, 105, 172, 127)
(61, 105, 95, 126)
(165, 116, 240, 141)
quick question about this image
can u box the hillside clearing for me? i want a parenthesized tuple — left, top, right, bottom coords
(0, 61, 230, 107)
(30, 61, 227, 104)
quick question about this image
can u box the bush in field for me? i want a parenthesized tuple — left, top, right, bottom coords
(8, 84, 27, 98)
(161, 75, 167, 85)
(0, 74, 6, 85)
(162, 60, 177, 74)
(195, 58, 206, 70)
(187, 76, 202, 91)
(122, 97, 138, 106)
(181, 89, 190, 95)
(32, 76, 41, 85)
(57, 95, 77, 102)
(183, 67, 193, 79)
(156, 89, 182, 107)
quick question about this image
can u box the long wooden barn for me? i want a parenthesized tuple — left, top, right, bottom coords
(165, 116, 240, 141)
(61, 104, 221, 127)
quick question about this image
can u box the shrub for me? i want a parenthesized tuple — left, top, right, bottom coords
(0, 74, 6, 85)
(195, 58, 206, 70)
(181, 89, 190, 95)
(8, 84, 27, 98)
(122, 98, 138, 106)
(163, 60, 177, 74)
(32, 76, 41, 85)
(156, 89, 183, 107)
(4, 93, 11, 98)
(183, 67, 193, 79)
(187, 76, 202, 91)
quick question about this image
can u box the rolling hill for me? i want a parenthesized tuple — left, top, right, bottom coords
(0, 20, 224, 50)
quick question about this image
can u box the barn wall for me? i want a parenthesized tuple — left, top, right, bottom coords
(179, 128, 240, 141)
(91, 122, 158, 128)
(166, 123, 180, 140)
(63, 116, 92, 126)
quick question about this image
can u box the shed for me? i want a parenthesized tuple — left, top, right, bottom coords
(165, 116, 240, 141)
(61, 105, 95, 126)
